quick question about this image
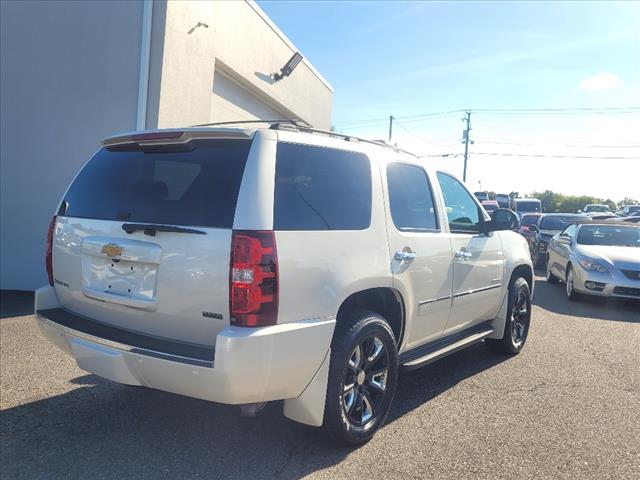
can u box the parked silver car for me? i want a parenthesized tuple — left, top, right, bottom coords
(546, 221, 640, 301)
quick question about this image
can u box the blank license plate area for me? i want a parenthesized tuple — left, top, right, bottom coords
(82, 256, 158, 302)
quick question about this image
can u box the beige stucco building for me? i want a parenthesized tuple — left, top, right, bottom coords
(0, 0, 333, 290)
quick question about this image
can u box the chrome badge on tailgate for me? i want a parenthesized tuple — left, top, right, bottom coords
(101, 243, 123, 258)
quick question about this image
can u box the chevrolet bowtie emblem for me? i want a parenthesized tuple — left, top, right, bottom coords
(101, 243, 123, 258)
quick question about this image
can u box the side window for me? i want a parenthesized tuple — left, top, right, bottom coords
(387, 163, 438, 231)
(273, 143, 372, 230)
(436, 172, 481, 233)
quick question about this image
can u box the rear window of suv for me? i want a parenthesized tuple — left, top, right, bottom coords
(61, 139, 251, 228)
(274, 142, 371, 230)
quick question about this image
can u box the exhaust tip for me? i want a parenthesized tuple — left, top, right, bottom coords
(239, 402, 267, 417)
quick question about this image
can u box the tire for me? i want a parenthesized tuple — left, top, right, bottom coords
(546, 258, 559, 284)
(485, 277, 531, 355)
(322, 310, 398, 445)
(565, 265, 581, 301)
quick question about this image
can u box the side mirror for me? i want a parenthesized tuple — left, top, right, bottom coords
(529, 224, 539, 233)
(557, 235, 571, 245)
(489, 209, 519, 232)
(577, 209, 582, 213)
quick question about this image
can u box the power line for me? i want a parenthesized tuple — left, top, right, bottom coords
(336, 113, 462, 130)
(392, 118, 461, 146)
(334, 106, 640, 127)
(420, 152, 463, 157)
(473, 107, 640, 113)
(477, 139, 640, 148)
(334, 109, 466, 126)
(459, 152, 637, 160)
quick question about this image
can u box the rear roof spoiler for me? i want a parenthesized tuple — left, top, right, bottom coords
(102, 127, 254, 148)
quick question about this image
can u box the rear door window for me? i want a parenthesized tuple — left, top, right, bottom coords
(387, 163, 438, 231)
(62, 139, 251, 228)
(274, 142, 371, 230)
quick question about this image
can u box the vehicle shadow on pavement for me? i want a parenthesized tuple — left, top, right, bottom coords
(0, 344, 507, 479)
(0, 291, 33, 319)
(532, 272, 640, 323)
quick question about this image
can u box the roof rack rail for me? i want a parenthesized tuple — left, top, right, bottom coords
(189, 119, 311, 128)
(187, 119, 418, 158)
(270, 123, 418, 158)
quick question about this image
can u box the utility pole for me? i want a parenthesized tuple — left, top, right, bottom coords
(462, 110, 472, 182)
(388, 115, 394, 143)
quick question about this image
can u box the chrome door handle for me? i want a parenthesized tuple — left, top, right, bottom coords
(455, 250, 473, 259)
(394, 251, 417, 263)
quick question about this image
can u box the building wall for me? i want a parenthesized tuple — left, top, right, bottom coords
(0, 0, 333, 291)
(152, 0, 333, 130)
(0, 1, 144, 290)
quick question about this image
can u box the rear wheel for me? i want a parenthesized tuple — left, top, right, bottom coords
(486, 277, 531, 355)
(322, 310, 398, 445)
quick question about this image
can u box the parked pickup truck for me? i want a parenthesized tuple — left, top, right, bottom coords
(36, 123, 534, 444)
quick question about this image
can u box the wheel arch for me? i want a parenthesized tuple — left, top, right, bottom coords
(511, 263, 533, 291)
(488, 261, 533, 340)
(336, 287, 406, 347)
(564, 261, 575, 285)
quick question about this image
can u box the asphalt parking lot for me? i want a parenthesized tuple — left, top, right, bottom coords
(1, 276, 639, 480)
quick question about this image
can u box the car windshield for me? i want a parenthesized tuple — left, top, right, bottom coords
(520, 215, 539, 227)
(585, 205, 610, 212)
(627, 206, 640, 213)
(516, 201, 540, 212)
(540, 216, 580, 231)
(577, 225, 640, 247)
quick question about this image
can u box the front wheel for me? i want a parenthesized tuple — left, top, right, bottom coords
(546, 258, 559, 284)
(322, 310, 398, 445)
(565, 265, 581, 301)
(486, 277, 531, 355)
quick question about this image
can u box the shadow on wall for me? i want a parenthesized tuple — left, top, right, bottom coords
(1, 343, 508, 479)
(0, 290, 33, 319)
(532, 270, 640, 323)
(255, 71, 276, 85)
(213, 65, 288, 120)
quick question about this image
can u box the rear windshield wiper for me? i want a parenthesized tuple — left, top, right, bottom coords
(122, 223, 206, 236)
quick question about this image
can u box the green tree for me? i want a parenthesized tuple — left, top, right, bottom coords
(530, 190, 558, 213)
(617, 197, 639, 209)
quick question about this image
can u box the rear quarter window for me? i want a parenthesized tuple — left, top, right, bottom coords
(61, 139, 251, 228)
(273, 142, 372, 230)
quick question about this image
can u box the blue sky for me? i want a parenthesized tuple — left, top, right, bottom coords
(258, 1, 640, 200)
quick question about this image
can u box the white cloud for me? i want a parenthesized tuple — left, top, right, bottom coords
(579, 72, 624, 91)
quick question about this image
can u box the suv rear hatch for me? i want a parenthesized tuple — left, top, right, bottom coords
(50, 134, 253, 350)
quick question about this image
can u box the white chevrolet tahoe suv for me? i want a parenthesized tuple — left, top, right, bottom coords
(36, 123, 534, 444)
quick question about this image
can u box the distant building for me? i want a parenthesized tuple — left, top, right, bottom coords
(0, 0, 333, 290)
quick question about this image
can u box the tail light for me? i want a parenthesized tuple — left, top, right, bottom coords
(230, 230, 278, 327)
(46, 216, 57, 286)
